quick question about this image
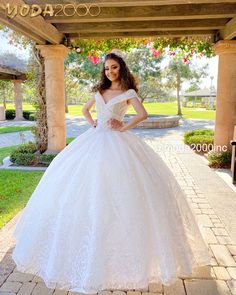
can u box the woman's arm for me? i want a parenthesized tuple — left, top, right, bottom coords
(119, 98, 148, 132)
(82, 96, 97, 127)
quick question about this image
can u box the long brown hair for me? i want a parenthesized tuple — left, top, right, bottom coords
(91, 53, 138, 93)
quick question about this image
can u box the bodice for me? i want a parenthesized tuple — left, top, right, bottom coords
(94, 89, 140, 130)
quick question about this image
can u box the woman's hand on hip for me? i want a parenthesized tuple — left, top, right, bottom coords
(107, 118, 124, 130)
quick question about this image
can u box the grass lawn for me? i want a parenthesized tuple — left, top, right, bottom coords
(0, 138, 76, 229)
(4, 103, 35, 111)
(67, 102, 216, 120)
(0, 170, 44, 229)
(2, 102, 215, 120)
(0, 145, 20, 164)
(0, 126, 33, 134)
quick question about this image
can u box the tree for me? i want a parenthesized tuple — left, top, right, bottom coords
(164, 60, 208, 115)
(125, 46, 163, 101)
(0, 80, 13, 108)
(65, 52, 102, 86)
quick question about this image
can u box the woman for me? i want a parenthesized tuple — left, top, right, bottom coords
(12, 53, 211, 294)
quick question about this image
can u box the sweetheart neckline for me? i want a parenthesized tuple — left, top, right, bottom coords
(98, 89, 130, 105)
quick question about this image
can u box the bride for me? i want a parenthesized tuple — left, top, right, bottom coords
(12, 52, 211, 294)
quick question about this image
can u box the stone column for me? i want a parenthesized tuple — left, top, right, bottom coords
(0, 106, 5, 121)
(36, 45, 69, 154)
(214, 40, 236, 152)
(13, 80, 24, 121)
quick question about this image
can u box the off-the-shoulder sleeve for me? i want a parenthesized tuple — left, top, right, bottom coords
(127, 89, 141, 102)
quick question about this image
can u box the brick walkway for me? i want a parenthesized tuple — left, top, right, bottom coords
(0, 118, 236, 294)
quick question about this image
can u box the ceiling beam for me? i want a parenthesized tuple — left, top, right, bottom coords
(44, 3, 236, 23)
(56, 19, 227, 33)
(0, 0, 64, 44)
(69, 30, 216, 40)
(220, 17, 236, 39)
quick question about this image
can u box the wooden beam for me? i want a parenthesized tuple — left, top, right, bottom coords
(44, 3, 236, 23)
(0, 66, 27, 80)
(25, 0, 236, 8)
(69, 30, 216, 39)
(0, 0, 64, 44)
(0, 10, 46, 44)
(56, 19, 228, 33)
(220, 17, 236, 39)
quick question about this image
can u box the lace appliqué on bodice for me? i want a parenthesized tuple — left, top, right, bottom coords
(95, 89, 140, 129)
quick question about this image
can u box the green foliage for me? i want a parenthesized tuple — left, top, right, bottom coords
(72, 37, 214, 59)
(5, 109, 36, 120)
(126, 46, 162, 81)
(153, 37, 215, 59)
(1, 25, 214, 62)
(208, 151, 232, 168)
(38, 154, 56, 165)
(5, 109, 15, 120)
(65, 54, 102, 86)
(73, 38, 145, 57)
(184, 129, 214, 153)
(28, 113, 35, 121)
(10, 141, 56, 166)
(11, 141, 37, 156)
(9, 139, 75, 167)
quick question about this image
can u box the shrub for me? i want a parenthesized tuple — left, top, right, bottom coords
(10, 141, 56, 166)
(28, 113, 35, 121)
(40, 154, 57, 165)
(184, 129, 214, 153)
(5, 109, 36, 121)
(6, 109, 15, 120)
(208, 151, 232, 168)
(23, 110, 36, 120)
(13, 153, 40, 166)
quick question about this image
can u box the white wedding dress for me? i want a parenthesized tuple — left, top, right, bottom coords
(12, 89, 211, 293)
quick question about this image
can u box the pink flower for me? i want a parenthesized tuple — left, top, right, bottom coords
(182, 57, 189, 63)
(89, 55, 101, 65)
(151, 48, 162, 58)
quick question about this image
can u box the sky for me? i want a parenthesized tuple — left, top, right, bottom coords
(0, 30, 218, 90)
(0, 31, 30, 60)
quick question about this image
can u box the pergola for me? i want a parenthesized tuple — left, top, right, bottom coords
(182, 87, 216, 108)
(0, 64, 27, 120)
(0, 0, 236, 153)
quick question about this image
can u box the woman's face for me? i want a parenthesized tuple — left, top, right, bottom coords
(104, 59, 121, 82)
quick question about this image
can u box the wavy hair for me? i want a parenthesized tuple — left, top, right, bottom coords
(91, 53, 138, 94)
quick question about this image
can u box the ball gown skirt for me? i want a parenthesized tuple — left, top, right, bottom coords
(11, 89, 211, 293)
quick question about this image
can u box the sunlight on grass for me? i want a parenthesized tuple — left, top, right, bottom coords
(0, 170, 44, 229)
(67, 102, 215, 120)
(0, 126, 33, 134)
(4, 103, 36, 111)
(2, 102, 215, 120)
